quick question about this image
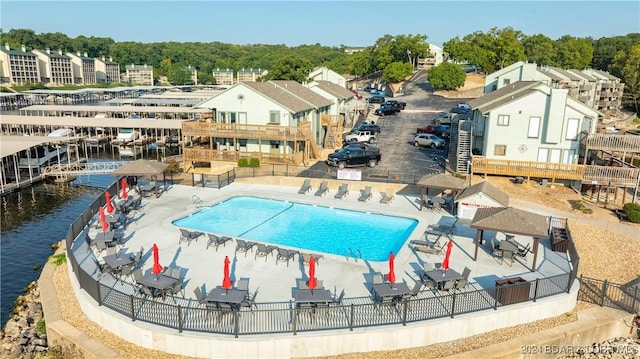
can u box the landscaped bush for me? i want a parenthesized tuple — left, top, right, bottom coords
(622, 202, 640, 223)
(237, 158, 249, 167)
(248, 158, 260, 167)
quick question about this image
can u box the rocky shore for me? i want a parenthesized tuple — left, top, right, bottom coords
(0, 281, 50, 358)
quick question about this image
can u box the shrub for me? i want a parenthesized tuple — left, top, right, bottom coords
(248, 158, 260, 167)
(623, 202, 640, 223)
(237, 158, 249, 167)
(49, 253, 67, 266)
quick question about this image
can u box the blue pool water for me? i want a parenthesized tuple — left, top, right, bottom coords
(172, 196, 418, 261)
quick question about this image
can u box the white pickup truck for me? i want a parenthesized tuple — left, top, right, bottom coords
(344, 130, 377, 144)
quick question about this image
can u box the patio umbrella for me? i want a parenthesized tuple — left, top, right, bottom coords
(98, 207, 109, 232)
(442, 240, 453, 271)
(105, 191, 114, 214)
(222, 255, 232, 289)
(151, 243, 163, 277)
(387, 252, 396, 284)
(307, 256, 317, 290)
(121, 177, 128, 199)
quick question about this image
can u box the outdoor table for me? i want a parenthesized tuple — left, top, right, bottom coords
(293, 289, 332, 306)
(423, 269, 464, 289)
(137, 273, 178, 297)
(205, 287, 248, 310)
(102, 252, 133, 270)
(371, 282, 410, 303)
(117, 198, 136, 213)
(93, 230, 115, 245)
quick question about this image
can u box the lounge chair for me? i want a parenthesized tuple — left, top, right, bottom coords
(314, 181, 329, 196)
(298, 179, 311, 194)
(358, 186, 372, 202)
(301, 252, 323, 266)
(380, 188, 394, 204)
(335, 183, 349, 199)
(235, 239, 257, 257)
(276, 247, 298, 266)
(206, 233, 232, 251)
(255, 243, 277, 261)
(179, 228, 204, 246)
(413, 241, 445, 256)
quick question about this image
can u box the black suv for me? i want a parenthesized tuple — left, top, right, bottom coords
(367, 95, 385, 103)
(327, 144, 382, 168)
(382, 100, 406, 111)
(354, 123, 381, 134)
(374, 105, 397, 116)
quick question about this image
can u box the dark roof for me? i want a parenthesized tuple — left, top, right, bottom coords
(417, 173, 466, 190)
(243, 82, 317, 113)
(315, 80, 354, 100)
(468, 81, 540, 114)
(0, 47, 36, 56)
(111, 159, 168, 177)
(269, 81, 333, 108)
(456, 181, 509, 207)
(471, 207, 548, 238)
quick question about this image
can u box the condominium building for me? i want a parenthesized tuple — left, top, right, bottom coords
(0, 43, 40, 85)
(125, 64, 154, 85)
(183, 65, 198, 85)
(212, 68, 234, 86)
(95, 56, 120, 84)
(236, 68, 267, 83)
(66, 52, 96, 84)
(32, 49, 73, 85)
(416, 44, 444, 71)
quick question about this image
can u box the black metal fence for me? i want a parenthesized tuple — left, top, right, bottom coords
(62, 185, 577, 337)
(578, 276, 640, 314)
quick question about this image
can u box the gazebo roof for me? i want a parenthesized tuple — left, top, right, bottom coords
(470, 207, 549, 238)
(417, 173, 467, 190)
(111, 159, 169, 177)
(456, 181, 510, 207)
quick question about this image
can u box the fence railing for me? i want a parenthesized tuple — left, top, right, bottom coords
(577, 276, 640, 314)
(63, 185, 576, 337)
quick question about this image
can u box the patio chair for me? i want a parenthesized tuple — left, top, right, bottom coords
(297, 279, 309, 290)
(206, 233, 232, 251)
(141, 286, 155, 300)
(441, 280, 456, 292)
(298, 179, 311, 194)
(241, 290, 258, 311)
(119, 264, 133, 282)
(358, 186, 372, 202)
(255, 243, 277, 261)
(334, 183, 349, 199)
(413, 241, 444, 256)
(235, 239, 257, 257)
(179, 228, 204, 246)
(461, 266, 471, 281)
(333, 289, 345, 305)
(276, 248, 298, 266)
(236, 278, 250, 292)
(106, 246, 117, 257)
(193, 287, 207, 306)
(314, 181, 329, 196)
(168, 281, 184, 299)
(168, 267, 182, 280)
(93, 258, 113, 279)
(455, 278, 468, 291)
(132, 268, 144, 284)
(380, 188, 394, 204)
(514, 242, 532, 261)
(132, 247, 143, 267)
(95, 240, 108, 253)
(372, 273, 383, 285)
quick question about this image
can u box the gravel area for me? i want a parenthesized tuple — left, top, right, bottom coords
(51, 177, 639, 358)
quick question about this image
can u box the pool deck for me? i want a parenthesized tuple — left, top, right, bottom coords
(73, 181, 571, 306)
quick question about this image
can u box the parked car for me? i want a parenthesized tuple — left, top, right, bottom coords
(382, 100, 406, 111)
(368, 95, 385, 103)
(413, 133, 446, 148)
(433, 111, 456, 124)
(374, 105, 398, 116)
(327, 143, 381, 168)
(344, 130, 377, 144)
(416, 124, 450, 139)
(457, 103, 471, 111)
(450, 107, 471, 115)
(354, 123, 381, 134)
(351, 90, 363, 100)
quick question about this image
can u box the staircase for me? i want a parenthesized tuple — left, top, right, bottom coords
(321, 115, 344, 149)
(299, 122, 321, 160)
(448, 120, 472, 173)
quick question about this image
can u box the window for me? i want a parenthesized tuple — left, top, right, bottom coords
(494, 145, 506, 156)
(563, 149, 576, 164)
(537, 148, 549, 162)
(549, 149, 562, 163)
(502, 79, 511, 86)
(270, 141, 280, 149)
(566, 118, 579, 140)
(239, 139, 247, 147)
(528, 117, 541, 138)
(497, 115, 509, 126)
(269, 111, 280, 124)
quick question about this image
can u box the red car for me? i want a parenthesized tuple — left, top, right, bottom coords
(416, 124, 450, 139)
(351, 90, 363, 100)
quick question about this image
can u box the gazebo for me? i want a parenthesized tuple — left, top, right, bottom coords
(111, 159, 169, 197)
(470, 207, 549, 272)
(416, 173, 467, 212)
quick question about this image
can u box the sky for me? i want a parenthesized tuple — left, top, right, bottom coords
(1, 1, 639, 47)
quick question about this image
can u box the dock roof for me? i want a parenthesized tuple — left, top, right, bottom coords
(0, 135, 79, 158)
(0, 115, 185, 129)
(19, 104, 210, 113)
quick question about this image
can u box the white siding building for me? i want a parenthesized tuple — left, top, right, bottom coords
(308, 66, 346, 87)
(125, 64, 154, 85)
(0, 44, 40, 85)
(32, 49, 73, 85)
(66, 52, 96, 84)
(455, 181, 509, 221)
(95, 57, 120, 84)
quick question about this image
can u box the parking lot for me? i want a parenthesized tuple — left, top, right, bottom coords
(304, 71, 474, 184)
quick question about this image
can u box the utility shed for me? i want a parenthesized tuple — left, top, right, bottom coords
(455, 181, 509, 221)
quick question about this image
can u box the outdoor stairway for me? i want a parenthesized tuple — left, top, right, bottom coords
(322, 114, 344, 149)
(448, 120, 472, 174)
(299, 122, 321, 160)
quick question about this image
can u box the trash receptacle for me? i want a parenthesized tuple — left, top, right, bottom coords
(541, 179, 549, 187)
(514, 177, 524, 185)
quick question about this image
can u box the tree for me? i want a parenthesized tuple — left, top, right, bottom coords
(489, 27, 526, 69)
(553, 35, 594, 69)
(428, 62, 466, 90)
(348, 48, 374, 77)
(382, 62, 413, 83)
(198, 72, 215, 85)
(611, 44, 640, 112)
(592, 34, 640, 72)
(263, 56, 313, 83)
(523, 34, 556, 66)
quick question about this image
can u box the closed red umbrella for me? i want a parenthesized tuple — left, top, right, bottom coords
(222, 256, 232, 289)
(151, 243, 163, 277)
(387, 252, 396, 284)
(442, 240, 453, 271)
(99, 207, 109, 232)
(121, 177, 128, 199)
(307, 256, 317, 290)
(105, 191, 114, 214)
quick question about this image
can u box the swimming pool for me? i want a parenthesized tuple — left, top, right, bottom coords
(172, 196, 418, 261)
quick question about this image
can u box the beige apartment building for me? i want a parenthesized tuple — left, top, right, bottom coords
(125, 64, 154, 85)
(0, 44, 41, 85)
(66, 52, 97, 84)
(95, 56, 120, 84)
(183, 65, 198, 85)
(32, 49, 73, 85)
(237, 68, 267, 83)
(212, 68, 234, 86)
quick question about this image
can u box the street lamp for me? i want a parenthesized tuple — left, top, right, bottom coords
(406, 49, 412, 69)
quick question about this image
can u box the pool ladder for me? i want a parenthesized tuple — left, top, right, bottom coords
(192, 194, 204, 207)
(346, 248, 362, 262)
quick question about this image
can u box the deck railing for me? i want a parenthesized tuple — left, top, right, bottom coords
(63, 185, 577, 338)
